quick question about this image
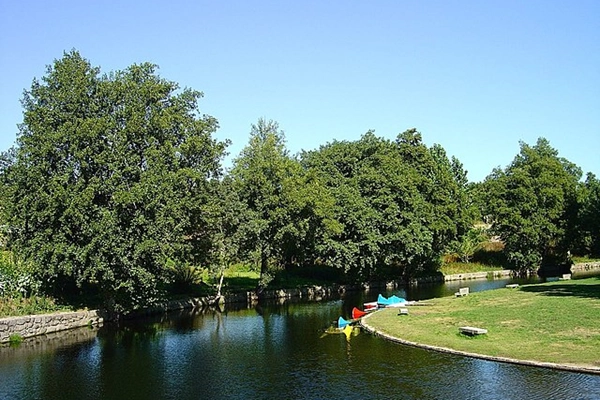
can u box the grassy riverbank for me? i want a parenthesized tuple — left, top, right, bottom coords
(363, 277, 600, 370)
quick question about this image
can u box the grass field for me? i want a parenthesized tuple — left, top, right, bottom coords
(363, 277, 600, 369)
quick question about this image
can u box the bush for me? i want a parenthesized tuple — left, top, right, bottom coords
(572, 255, 600, 263)
(272, 265, 345, 287)
(169, 263, 209, 296)
(471, 241, 508, 267)
(0, 251, 41, 298)
(0, 296, 67, 318)
(440, 262, 502, 275)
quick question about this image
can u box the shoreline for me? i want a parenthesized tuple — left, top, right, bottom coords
(2, 262, 599, 344)
(360, 306, 600, 377)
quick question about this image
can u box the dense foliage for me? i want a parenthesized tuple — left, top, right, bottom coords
(479, 138, 582, 272)
(2, 51, 227, 312)
(575, 173, 600, 257)
(230, 119, 335, 288)
(301, 129, 474, 281)
(0, 51, 598, 312)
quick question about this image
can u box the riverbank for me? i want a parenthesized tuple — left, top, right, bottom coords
(2, 262, 599, 343)
(361, 277, 600, 375)
(0, 285, 346, 343)
(422, 269, 513, 283)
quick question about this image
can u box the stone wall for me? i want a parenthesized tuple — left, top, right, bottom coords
(257, 285, 349, 300)
(571, 261, 600, 273)
(401, 270, 515, 284)
(0, 287, 348, 342)
(442, 270, 514, 282)
(5, 264, 596, 344)
(0, 310, 103, 343)
(0, 324, 101, 359)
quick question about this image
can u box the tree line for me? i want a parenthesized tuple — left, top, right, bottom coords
(0, 51, 598, 312)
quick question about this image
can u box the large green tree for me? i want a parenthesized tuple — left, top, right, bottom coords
(230, 119, 290, 288)
(301, 133, 386, 280)
(302, 129, 473, 282)
(397, 131, 474, 256)
(201, 176, 250, 297)
(3, 51, 227, 312)
(484, 138, 581, 272)
(0, 148, 15, 248)
(575, 173, 600, 257)
(230, 119, 334, 289)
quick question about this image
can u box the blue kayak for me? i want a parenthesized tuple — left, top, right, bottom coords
(338, 316, 350, 329)
(377, 294, 406, 307)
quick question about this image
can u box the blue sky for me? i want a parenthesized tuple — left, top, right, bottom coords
(1, 1, 598, 182)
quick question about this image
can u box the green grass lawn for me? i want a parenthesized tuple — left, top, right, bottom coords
(363, 277, 600, 369)
(572, 256, 600, 264)
(222, 271, 260, 291)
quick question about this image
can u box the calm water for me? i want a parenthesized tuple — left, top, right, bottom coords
(1, 276, 599, 400)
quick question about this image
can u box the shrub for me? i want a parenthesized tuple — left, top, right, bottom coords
(9, 334, 23, 346)
(472, 241, 508, 267)
(170, 264, 207, 295)
(0, 251, 41, 298)
(0, 295, 66, 318)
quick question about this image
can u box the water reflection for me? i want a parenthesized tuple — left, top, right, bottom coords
(1, 275, 599, 400)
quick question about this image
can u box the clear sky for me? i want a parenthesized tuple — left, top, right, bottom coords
(1, 1, 598, 182)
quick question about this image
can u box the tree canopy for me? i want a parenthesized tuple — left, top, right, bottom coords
(1, 50, 598, 312)
(482, 138, 581, 272)
(3, 50, 227, 311)
(301, 129, 475, 282)
(230, 119, 335, 288)
(575, 173, 600, 257)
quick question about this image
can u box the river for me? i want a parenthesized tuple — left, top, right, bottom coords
(1, 275, 599, 400)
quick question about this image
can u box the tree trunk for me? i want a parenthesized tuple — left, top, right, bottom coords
(257, 251, 269, 292)
(216, 265, 225, 297)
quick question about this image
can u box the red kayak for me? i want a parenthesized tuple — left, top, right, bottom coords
(352, 307, 368, 319)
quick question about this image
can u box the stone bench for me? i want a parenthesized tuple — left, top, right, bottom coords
(459, 326, 487, 336)
(455, 287, 469, 297)
(505, 284, 519, 289)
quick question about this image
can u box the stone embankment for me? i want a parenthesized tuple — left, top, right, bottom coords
(393, 270, 518, 285)
(0, 310, 103, 343)
(0, 323, 101, 360)
(2, 263, 599, 344)
(420, 262, 600, 284)
(436, 270, 513, 283)
(0, 285, 345, 343)
(571, 261, 600, 273)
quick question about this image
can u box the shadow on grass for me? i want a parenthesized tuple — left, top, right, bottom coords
(520, 277, 600, 300)
(223, 276, 259, 291)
